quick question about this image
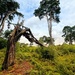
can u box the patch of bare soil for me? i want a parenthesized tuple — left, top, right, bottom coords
(0, 61, 33, 75)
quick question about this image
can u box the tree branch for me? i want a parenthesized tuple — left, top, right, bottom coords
(15, 29, 26, 42)
(23, 28, 44, 46)
(0, 11, 16, 33)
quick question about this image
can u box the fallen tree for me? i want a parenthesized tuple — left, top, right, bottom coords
(2, 20, 43, 70)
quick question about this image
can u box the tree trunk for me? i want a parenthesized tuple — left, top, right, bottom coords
(69, 37, 72, 45)
(2, 37, 15, 70)
(46, 15, 53, 45)
(2, 24, 43, 70)
(49, 18, 53, 45)
(2, 27, 17, 70)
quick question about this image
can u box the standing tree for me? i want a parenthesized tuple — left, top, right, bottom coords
(34, 0, 60, 45)
(0, 0, 23, 32)
(62, 26, 75, 44)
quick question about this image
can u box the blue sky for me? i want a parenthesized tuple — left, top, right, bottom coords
(15, 0, 75, 45)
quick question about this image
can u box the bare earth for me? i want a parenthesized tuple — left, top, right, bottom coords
(0, 61, 33, 75)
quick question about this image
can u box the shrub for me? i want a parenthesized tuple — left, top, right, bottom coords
(30, 70, 45, 75)
(56, 63, 74, 75)
(0, 37, 7, 49)
(36, 47, 56, 60)
(60, 44, 75, 54)
(60, 44, 70, 54)
(68, 45, 75, 53)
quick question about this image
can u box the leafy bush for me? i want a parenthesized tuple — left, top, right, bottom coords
(56, 63, 75, 75)
(0, 37, 7, 49)
(36, 47, 56, 60)
(59, 44, 75, 54)
(68, 45, 75, 53)
(60, 44, 70, 54)
(30, 70, 45, 75)
(0, 43, 75, 75)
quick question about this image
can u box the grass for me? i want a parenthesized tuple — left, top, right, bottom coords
(0, 44, 75, 75)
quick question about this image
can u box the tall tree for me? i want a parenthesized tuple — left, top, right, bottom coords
(62, 26, 75, 44)
(0, 0, 23, 32)
(34, 0, 60, 45)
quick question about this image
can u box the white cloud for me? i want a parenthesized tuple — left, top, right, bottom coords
(25, 16, 49, 38)
(16, 0, 42, 19)
(19, 36, 30, 44)
(15, 0, 75, 45)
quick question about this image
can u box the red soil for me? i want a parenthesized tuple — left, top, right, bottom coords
(1, 61, 33, 75)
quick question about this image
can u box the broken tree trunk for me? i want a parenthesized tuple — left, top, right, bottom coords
(2, 23, 43, 70)
(2, 26, 18, 70)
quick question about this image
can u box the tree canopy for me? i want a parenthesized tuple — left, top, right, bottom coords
(62, 25, 75, 44)
(39, 36, 54, 45)
(0, 0, 23, 32)
(34, 0, 60, 22)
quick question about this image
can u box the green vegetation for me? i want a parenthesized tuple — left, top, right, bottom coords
(0, 0, 23, 32)
(0, 37, 7, 49)
(4, 30, 13, 38)
(0, 44, 75, 75)
(62, 26, 75, 44)
(39, 36, 54, 45)
(0, 0, 75, 74)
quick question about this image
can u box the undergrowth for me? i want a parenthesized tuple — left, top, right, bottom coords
(0, 44, 75, 75)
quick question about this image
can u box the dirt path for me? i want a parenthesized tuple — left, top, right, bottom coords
(0, 61, 33, 75)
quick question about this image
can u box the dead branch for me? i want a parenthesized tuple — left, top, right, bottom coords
(22, 27, 44, 46)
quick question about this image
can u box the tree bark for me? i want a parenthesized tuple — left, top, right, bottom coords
(49, 18, 53, 45)
(69, 36, 72, 45)
(2, 37, 16, 70)
(2, 26, 17, 70)
(2, 25, 43, 70)
(46, 15, 53, 45)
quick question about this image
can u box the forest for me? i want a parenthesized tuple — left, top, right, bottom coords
(0, 0, 75, 75)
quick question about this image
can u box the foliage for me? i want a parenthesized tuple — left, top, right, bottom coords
(0, 48, 5, 71)
(36, 46, 56, 60)
(4, 30, 13, 38)
(59, 44, 75, 54)
(39, 36, 54, 45)
(0, 0, 23, 19)
(34, 0, 60, 21)
(0, 37, 7, 49)
(0, 44, 75, 74)
(0, 0, 23, 31)
(62, 25, 75, 44)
